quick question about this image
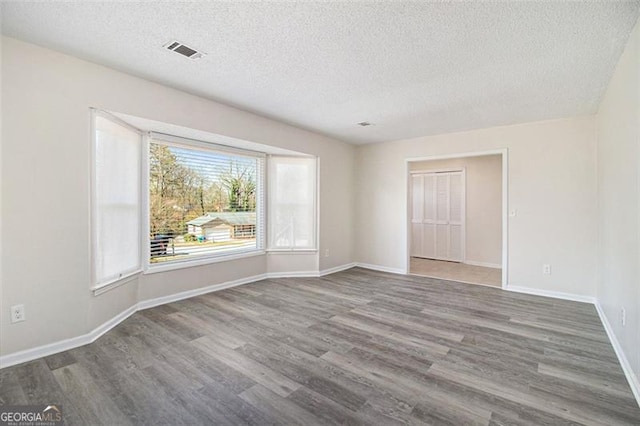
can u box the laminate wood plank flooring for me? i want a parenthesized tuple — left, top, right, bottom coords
(1, 267, 638, 425)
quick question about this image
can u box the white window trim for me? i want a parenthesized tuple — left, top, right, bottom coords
(144, 249, 266, 274)
(150, 132, 267, 159)
(266, 249, 318, 254)
(91, 270, 141, 296)
(90, 109, 144, 294)
(144, 132, 266, 273)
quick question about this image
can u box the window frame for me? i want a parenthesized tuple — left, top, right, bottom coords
(90, 109, 144, 292)
(143, 132, 267, 273)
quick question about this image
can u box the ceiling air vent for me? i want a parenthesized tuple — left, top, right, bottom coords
(164, 40, 205, 60)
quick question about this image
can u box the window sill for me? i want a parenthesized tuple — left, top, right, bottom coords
(266, 249, 318, 254)
(92, 270, 142, 296)
(144, 249, 265, 275)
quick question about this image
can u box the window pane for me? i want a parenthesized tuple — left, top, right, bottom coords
(268, 157, 317, 249)
(149, 140, 262, 264)
(94, 115, 141, 284)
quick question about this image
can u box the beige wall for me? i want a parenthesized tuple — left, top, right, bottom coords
(409, 155, 502, 267)
(0, 36, 355, 356)
(355, 116, 598, 297)
(596, 18, 640, 388)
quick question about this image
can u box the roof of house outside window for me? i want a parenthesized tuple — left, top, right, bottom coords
(186, 212, 256, 227)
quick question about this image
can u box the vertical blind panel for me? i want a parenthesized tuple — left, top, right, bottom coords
(94, 115, 141, 284)
(268, 157, 317, 249)
(449, 173, 463, 223)
(148, 139, 262, 264)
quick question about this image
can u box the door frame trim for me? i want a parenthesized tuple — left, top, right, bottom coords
(404, 148, 508, 290)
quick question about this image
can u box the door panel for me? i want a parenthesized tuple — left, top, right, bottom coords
(435, 224, 449, 259)
(423, 174, 436, 222)
(449, 173, 463, 224)
(436, 174, 449, 222)
(450, 224, 463, 260)
(423, 224, 436, 258)
(411, 175, 424, 223)
(410, 170, 464, 262)
(411, 223, 423, 257)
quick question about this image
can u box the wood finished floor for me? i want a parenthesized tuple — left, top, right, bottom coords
(1, 268, 638, 425)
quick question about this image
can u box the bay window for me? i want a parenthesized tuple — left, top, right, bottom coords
(92, 110, 317, 284)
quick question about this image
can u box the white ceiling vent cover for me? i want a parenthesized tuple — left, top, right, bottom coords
(164, 40, 205, 60)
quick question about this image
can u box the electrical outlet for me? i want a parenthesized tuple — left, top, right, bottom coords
(542, 264, 551, 275)
(621, 307, 626, 327)
(325, 249, 330, 257)
(11, 304, 25, 323)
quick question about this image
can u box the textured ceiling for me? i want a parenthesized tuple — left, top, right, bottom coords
(1, 1, 639, 144)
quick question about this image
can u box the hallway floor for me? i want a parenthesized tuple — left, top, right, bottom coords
(410, 257, 502, 287)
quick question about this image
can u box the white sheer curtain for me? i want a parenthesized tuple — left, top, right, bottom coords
(93, 114, 142, 286)
(268, 156, 317, 250)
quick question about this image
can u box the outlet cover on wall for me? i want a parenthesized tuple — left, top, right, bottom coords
(542, 264, 551, 275)
(11, 304, 25, 323)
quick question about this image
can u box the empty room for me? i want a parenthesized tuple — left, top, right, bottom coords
(1, 1, 639, 425)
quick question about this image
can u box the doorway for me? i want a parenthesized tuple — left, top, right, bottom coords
(407, 151, 507, 288)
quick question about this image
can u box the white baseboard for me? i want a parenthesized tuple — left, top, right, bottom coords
(355, 262, 406, 275)
(594, 302, 640, 406)
(319, 262, 357, 276)
(506, 285, 596, 304)
(464, 260, 502, 269)
(266, 263, 357, 279)
(266, 271, 319, 279)
(138, 273, 268, 311)
(0, 304, 138, 370)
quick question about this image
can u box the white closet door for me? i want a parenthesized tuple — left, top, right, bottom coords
(448, 172, 464, 261)
(422, 174, 436, 258)
(410, 175, 424, 257)
(410, 170, 464, 262)
(435, 174, 450, 259)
